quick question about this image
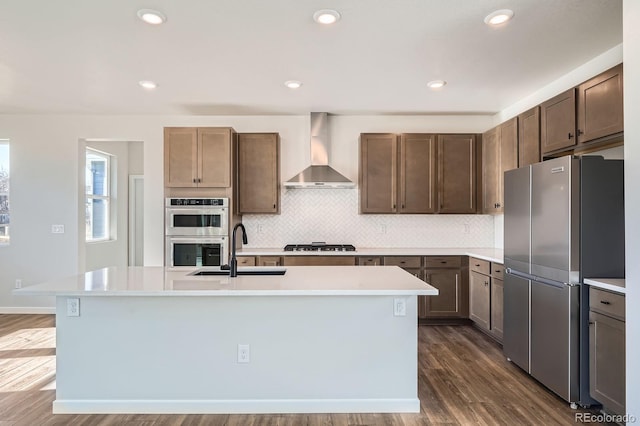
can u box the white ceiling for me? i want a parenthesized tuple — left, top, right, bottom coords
(0, 0, 622, 115)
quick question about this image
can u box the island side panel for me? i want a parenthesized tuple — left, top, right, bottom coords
(55, 295, 420, 413)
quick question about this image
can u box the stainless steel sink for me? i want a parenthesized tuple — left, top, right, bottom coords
(190, 269, 286, 276)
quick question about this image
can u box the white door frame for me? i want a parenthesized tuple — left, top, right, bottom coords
(128, 175, 144, 266)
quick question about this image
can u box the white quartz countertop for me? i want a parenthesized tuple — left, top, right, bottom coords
(14, 266, 438, 297)
(237, 247, 504, 264)
(584, 278, 626, 295)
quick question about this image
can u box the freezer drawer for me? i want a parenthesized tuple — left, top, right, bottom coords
(530, 279, 580, 403)
(503, 272, 530, 372)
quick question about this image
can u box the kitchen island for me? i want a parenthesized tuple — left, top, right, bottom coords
(15, 266, 437, 414)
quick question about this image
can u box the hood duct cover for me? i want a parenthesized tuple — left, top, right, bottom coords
(284, 112, 355, 188)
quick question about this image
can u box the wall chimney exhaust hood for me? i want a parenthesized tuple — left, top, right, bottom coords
(284, 112, 356, 188)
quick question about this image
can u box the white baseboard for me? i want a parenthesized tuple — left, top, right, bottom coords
(0, 307, 55, 314)
(53, 398, 421, 414)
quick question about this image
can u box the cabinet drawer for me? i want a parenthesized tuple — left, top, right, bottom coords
(469, 258, 490, 275)
(590, 287, 625, 320)
(383, 256, 421, 268)
(237, 256, 256, 267)
(491, 263, 504, 280)
(425, 256, 461, 268)
(357, 256, 382, 266)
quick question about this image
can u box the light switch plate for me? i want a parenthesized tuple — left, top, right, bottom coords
(67, 298, 80, 316)
(51, 225, 65, 234)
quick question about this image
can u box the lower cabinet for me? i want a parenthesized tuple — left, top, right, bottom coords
(257, 256, 282, 267)
(236, 256, 256, 267)
(469, 257, 503, 341)
(424, 268, 466, 318)
(589, 287, 625, 416)
(469, 271, 490, 329)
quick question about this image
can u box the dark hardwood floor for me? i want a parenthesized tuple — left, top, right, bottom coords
(0, 314, 608, 425)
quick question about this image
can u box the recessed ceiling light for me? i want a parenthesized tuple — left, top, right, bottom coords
(484, 9, 514, 26)
(427, 80, 447, 89)
(284, 80, 303, 89)
(137, 9, 167, 25)
(138, 80, 158, 90)
(313, 9, 341, 25)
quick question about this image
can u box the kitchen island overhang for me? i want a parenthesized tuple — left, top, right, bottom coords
(15, 266, 438, 415)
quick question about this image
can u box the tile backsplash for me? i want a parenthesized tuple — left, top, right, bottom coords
(242, 189, 494, 248)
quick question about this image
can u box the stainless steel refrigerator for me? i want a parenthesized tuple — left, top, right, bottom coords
(503, 155, 624, 407)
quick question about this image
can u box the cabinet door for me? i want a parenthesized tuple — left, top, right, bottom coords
(237, 133, 279, 213)
(518, 106, 541, 167)
(482, 127, 500, 214)
(164, 127, 198, 187)
(424, 269, 463, 318)
(540, 89, 576, 154)
(490, 278, 504, 341)
(257, 256, 282, 267)
(589, 311, 625, 415)
(437, 134, 477, 214)
(399, 134, 436, 213)
(500, 117, 518, 174)
(199, 128, 232, 187)
(469, 271, 490, 330)
(360, 134, 397, 213)
(577, 64, 624, 144)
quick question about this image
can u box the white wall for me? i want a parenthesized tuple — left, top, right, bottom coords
(0, 114, 494, 311)
(624, 0, 639, 418)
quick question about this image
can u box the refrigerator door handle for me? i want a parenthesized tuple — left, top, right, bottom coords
(506, 268, 574, 289)
(506, 268, 535, 281)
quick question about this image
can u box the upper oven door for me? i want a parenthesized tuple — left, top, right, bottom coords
(165, 207, 228, 236)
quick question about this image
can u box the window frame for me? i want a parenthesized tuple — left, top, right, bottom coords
(0, 140, 9, 245)
(85, 148, 112, 242)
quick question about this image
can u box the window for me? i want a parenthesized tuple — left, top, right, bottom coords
(86, 148, 111, 241)
(0, 140, 8, 244)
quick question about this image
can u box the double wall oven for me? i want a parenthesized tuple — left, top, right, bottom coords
(165, 198, 229, 268)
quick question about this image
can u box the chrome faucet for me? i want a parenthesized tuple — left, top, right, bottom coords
(229, 223, 248, 277)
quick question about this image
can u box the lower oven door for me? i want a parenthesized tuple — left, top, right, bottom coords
(165, 237, 228, 268)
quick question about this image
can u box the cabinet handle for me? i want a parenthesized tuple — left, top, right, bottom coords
(568, 132, 573, 139)
(475, 264, 481, 267)
(589, 321, 594, 325)
(577, 129, 584, 136)
(496, 202, 501, 208)
(600, 300, 611, 305)
(402, 204, 405, 209)
(441, 261, 447, 264)
(198, 178, 202, 183)
(193, 178, 197, 183)
(273, 204, 276, 209)
(393, 204, 396, 209)
(485, 281, 489, 286)
(495, 269, 501, 273)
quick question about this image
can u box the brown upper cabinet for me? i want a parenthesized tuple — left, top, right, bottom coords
(438, 134, 478, 214)
(540, 63, 624, 156)
(399, 134, 437, 213)
(482, 118, 517, 214)
(359, 133, 437, 214)
(236, 133, 280, 214)
(577, 63, 624, 145)
(360, 133, 475, 214)
(540, 88, 576, 155)
(518, 106, 541, 167)
(360, 133, 397, 213)
(164, 127, 234, 188)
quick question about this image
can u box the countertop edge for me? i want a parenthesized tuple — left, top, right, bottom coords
(584, 278, 626, 295)
(236, 248, 504, 264)
(14, 289, 438, 297)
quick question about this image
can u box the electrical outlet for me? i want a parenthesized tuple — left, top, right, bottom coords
(394, 298, 406, 317)
(237, 344, 250, 363)
(51, 225, 65, 234)
(464, 223, 471, 234)
(67, 298, 80, 317)
(257, 224, 264, 234)
(14, 279, 22, 289)
(379, 224, 387, 234)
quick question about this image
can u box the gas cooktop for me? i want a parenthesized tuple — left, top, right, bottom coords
(284, 242, 356, 252)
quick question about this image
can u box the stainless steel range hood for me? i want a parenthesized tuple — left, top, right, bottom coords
(284, 112, 355, 188)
